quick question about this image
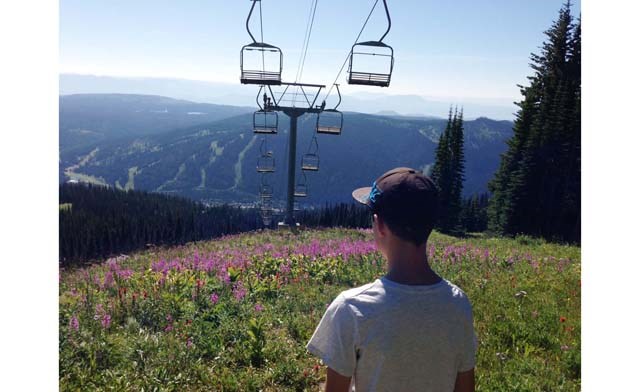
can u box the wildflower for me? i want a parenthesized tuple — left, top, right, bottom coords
(101, 314, 111, 329)
(94, 303, 104, 320)
(69, 315, 79, 332)
(254, 303, 264, 312)
(561, 345, 570, 351)
(560, 316, 567, 323)
(103, 271, 114, 288)
(232, 282, 247, 301)
(210, 293, 219, 304)
(186, 337, 193, 349)
(117, 269, 133, 280)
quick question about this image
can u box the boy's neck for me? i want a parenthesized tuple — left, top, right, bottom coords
(384, 242, 441, 286)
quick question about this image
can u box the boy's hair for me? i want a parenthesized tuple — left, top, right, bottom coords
(376, 210, 434, 247)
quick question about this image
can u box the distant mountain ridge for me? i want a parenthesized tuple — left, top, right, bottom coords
(60, 94, 513, 205)
(60, 74, 517, 120)
(60, 94, 253, 154)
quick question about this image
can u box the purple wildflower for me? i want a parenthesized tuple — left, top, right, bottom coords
(254, 303, 264, 312)
(69, 315, 79, 332)
(117, 269, 134, 280)
(232, 282, 247, 301)
(103, 271, 114, 289)
(210, 293, 219, 304)
(101, 314, 111, 329)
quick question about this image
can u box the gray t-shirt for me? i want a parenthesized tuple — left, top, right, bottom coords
(306, 276, 477, 391)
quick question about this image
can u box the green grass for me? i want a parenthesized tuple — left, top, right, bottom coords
(59, 228, 580, 391)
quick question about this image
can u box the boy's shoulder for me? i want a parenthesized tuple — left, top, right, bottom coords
(335, 277, 472, 317)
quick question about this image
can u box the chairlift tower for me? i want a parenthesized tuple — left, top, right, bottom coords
(258, 82, 329, 230)
(239, 0, 392, 230)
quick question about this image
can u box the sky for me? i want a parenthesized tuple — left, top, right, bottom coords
(60, 0, 581, 111)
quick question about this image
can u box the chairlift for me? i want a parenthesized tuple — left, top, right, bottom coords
(254, 110, 278, 134)
(293, 201, 301, 211)
(317, 84, 343, 135)
(294, 172, 308, 197)
(347, 0, 394, 87)
(259, 183, 273, 200)
(259, 137, 273, 156)
(260, 207, 273, 226)
(301, 136, 320, 171)
(240, 2, 282, 85)
(257, 155, 275, 173)
(301, 154, 319, 171)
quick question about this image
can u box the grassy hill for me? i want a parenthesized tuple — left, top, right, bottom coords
(59, 228, 580, 391)
(60, 95, 513, 205)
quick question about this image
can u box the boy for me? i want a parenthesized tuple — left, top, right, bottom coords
(306, 167, 477, 391)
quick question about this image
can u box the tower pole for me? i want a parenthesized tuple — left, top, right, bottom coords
(282, 111, 299, 228)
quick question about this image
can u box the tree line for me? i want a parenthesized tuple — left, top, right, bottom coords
(430, 1, 580, 243)
(488, 1, 580, 243)
(59, 183, 374, 266)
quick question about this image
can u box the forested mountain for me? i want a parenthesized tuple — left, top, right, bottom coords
(60, 94, 253, 154)
(60, 94, 512, 206)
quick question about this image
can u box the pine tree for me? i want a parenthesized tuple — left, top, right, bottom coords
(431, 108, 465, 233)
(487, 1, 580, 242)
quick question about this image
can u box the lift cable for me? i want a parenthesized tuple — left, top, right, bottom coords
(293, 0, 319, 106)
(295, 0, 319, 83)
(323, 0, 379, 102)
(259, 0, 265, 73)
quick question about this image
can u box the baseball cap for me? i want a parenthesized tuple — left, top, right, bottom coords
(352, 167, 438, 226)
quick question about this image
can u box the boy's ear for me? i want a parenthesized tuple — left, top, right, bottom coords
(373, 214, 386, 236)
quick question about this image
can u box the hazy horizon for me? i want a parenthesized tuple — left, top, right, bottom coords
(59, 73, 518, 120)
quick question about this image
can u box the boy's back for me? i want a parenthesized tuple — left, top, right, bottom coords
(307, 277, 476, 391)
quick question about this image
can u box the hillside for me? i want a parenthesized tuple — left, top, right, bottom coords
(60, 95, 513, 204)
(59, 228, 581, 391)
(59, 94, 253, 154)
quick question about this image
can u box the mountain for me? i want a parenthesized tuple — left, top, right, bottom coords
(59, 94, 253, 154)
(60, 74, 517, 120)
(60, 94, 513, 205)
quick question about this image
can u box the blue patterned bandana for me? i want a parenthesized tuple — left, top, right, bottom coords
(368, 181, 383, 206)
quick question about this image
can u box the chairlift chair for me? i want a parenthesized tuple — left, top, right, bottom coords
(294, 173, 308, 197)
(347, 41, 394, 87)
(257, 155, 275, 173)
(301, 153, 319, 171)
(316, 110, 343, 135)
(259, 183, 273, 200)
(317, 84, 343, 135)
(241, 43, 283, 85)
(254, 110, 278, 134)
(260, 207, 273, 226)
(347, 0, 394, 87)
(240, 2, 283, 85)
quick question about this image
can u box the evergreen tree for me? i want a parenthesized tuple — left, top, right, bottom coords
(487, 1, 580, 242)
(431, 108, 465, 233)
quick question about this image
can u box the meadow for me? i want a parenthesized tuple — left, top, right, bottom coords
(59, 228, 580, 391)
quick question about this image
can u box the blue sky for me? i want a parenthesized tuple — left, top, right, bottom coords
(60, 0, 581, 107)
